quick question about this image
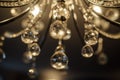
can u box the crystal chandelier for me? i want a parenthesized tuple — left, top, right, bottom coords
(0, 0, 120, 79)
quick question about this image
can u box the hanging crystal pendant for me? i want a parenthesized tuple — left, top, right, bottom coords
(50, 45, 68, 70)
(28, 43, 41, 57)
(81, 45, 94, 58)
(21, 29, 38, 44)
(84, 30, 99, 45)
(0, 48, 6, 63)
(28, 67, 38, 78)
(49, 20, 67, 39)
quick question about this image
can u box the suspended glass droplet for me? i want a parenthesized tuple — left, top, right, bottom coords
(21, 29, 38, 44)
(52, 2, 70, 21)
(31, 21, 44, 35)
(0, 49, 6, 63)
(84, 30, 99, 45)
(28, 43, 41, 57)
(81, 45, 94, 58)
(49, 20, 66, 39)
(63, 29, 71, 40)
(28, 67, 38, 78)
(23, 51, 36, 63)
(50, 51, 68, 70)
(98, 53, 108, 65)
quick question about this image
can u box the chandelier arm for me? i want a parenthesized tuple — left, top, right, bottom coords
(92, 11, 120, 28)
(94, 26, 120, 39)
(0, 7, 30, 25)
(0, 0, 38, 8)
(87, 0, 120, 8)
(3, 29, 26, 38)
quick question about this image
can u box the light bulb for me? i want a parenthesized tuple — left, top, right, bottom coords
(50, 50, 68, 70)
(84, 30, 99, 45)
(52, 2, 70, 21)
(28, 43, 41, 57)
(28, 67, 38, 78)
(21, 29, 38, 44)
(49, 20, 66, 39)
(81, 45, 94, 58)
(0, 49, 6, 63)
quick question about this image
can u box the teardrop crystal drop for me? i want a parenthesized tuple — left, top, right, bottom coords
(0, 49, 6, 63)
(28, 67, 38, 78)
(50, 51, 68, 70)
(81, 45, 94, 58)
(28, 43, 40, 57)
(21, 29, 38, 44)
(49, 20, 66, 39)
(84, 30, 99, 45)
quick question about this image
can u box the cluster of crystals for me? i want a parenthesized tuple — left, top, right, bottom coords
(81, 8, 99, 58)
(21, 3, 45, 78)
(50, 0, 71, 70)
(88, 0, 120, 7)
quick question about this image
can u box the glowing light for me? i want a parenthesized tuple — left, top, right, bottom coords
(93, 6, 102, 14)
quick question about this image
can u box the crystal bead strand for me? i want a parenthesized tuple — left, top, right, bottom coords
(49, 0, 71, 70)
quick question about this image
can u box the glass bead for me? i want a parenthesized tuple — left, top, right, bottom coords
(28, 67, 38, 78)
(28, 43, 40, 57)
(84, 30, 99, 45)
(23, 51, 36, 63)
(81, 45, 94, 58)
(21, 29, 38, 44)
(49, 20, 66, 39)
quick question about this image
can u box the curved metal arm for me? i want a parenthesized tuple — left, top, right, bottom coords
(0, 7, 30, 25)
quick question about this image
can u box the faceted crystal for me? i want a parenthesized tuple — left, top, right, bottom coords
(49, 20, 66, 39)
(52, 2, 70, 20)
(28, 43, 40, 57)
(84, 30, 99, 45)
(21, 29, 38, 44)
(81, 45, 94, 58)
(0, 49, 6, 63)
(28, 67, 38, 78)
(50, 51, 68, 70)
